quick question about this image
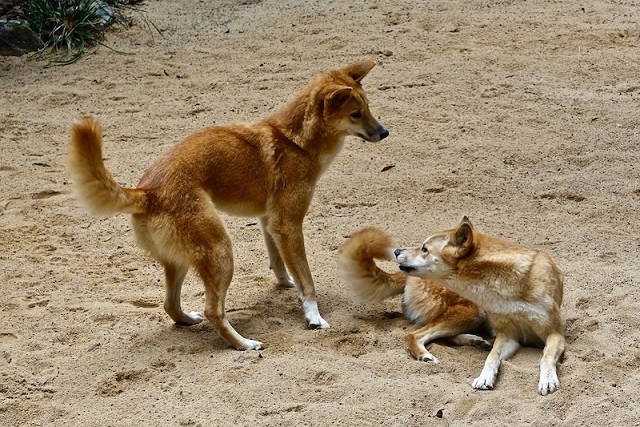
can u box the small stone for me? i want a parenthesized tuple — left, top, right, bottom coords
(0, 20, 43, 56)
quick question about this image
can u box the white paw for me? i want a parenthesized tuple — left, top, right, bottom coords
(187, 311, 204, 323)
(277, 277, 295, 288)
(302, 299, 330, 329)
(174, 311, 204, 325)
(239, 339, 263, 351)
(318, 317, 330, 329)
(417, 353, 439, 364)
(472, 372, 496, 390)
(307, 315, 330, 329)
(538, 371, 560, 395)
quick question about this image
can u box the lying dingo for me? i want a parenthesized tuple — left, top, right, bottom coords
(338, 227, 491, 364)
(394, 217, 565, 395)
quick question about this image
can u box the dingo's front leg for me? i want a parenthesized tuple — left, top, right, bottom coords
(538, 332, 565, 395)
(473, 334, 520, 390)
(263, 217, 330, 329)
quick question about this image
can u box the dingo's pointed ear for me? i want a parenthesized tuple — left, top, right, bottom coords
(452, 221, 474, 257)
(341, 60, 376, 83)
(461, 215, 472, 225)
(328, 86, 353, 107)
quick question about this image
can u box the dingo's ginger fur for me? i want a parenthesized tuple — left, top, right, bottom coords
(395, 217, 565, 395)
(338, 228, 490, 364)
(68, 61, 388, 351)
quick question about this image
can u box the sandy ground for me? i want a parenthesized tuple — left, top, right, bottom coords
(1, 0, 640, 425)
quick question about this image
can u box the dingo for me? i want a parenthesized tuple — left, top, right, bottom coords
(68, 61, 388, 351)
(338, 227, 491, 363)
(394, 217, 565, 395)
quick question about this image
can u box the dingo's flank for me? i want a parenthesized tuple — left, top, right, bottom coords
(69, 61, 388, 351)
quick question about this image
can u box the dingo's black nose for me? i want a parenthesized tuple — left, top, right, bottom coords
(379, 128, 389, 140)
(394, 248, 402, 257)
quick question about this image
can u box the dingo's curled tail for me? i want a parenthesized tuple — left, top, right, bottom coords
(337, 227, 407, 303)
(68, 117, 148, 216)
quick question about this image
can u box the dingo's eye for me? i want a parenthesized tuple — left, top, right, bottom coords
(421, 246, 428, 254)
(350, 111, 362, 119)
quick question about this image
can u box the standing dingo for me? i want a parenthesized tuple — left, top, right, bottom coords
(68, 61, 388, 351)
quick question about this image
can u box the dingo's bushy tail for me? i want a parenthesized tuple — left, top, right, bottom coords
(338, 227, 406, 303)
(68, 117, 148, 216)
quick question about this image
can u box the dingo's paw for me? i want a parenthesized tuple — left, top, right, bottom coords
(472, 373, 496, 390)
(237, 339, 263, 351)
(278, 277, 295, 288)
(417, 352, 439, 364)
(187, 311, 204, 322)
(307, 316, 330, 329)
(174, 311, 204, 326)
(538, 371, 560, 395)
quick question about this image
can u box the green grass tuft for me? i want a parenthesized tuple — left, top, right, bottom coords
(25, 0, 158, 66)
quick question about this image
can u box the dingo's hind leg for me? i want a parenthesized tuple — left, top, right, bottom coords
(259, 217, 294, 288)
(163, 262, 203, 325)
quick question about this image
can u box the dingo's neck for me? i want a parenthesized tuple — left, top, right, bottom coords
(266, 90, 345, 167)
